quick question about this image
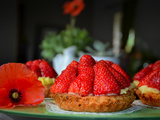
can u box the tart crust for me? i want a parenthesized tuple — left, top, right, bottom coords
(50, 89, 136, 112)
(44, 85, 52, 98)
(135, 88, 160, 107)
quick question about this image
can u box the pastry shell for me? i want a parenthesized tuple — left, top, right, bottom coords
(44, 85, 52, 98)
(50, 89, 136, 112)
(135, 88, 160, 107)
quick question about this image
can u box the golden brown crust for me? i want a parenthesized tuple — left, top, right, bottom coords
(50, 90, 136, 112)
(135, 88, 160, 107)
(44, 85, 52, 98)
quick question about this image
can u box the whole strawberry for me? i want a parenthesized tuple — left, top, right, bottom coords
(78, 55, 96, 74)
(68, 67, 95, 96)
(134, 64, 153, 82)
(26, 59, 57, 78)
(93, 61, 120, 95)
(152, 60, 160, 71)
(138, 69, 159, 88)
(39, 59, 58, 78)
(50, 60, 78, 94)
(111, 63, 132, 84)
(26, 59, 41, 77)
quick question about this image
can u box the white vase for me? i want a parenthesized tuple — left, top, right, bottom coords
(53, 46, 78, 75)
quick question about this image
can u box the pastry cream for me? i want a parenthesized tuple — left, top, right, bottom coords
(139, 85, 159, 94)
(38, 77, 55, 86)
(120, 82, 135, 94)
(133, 80, 139, 87)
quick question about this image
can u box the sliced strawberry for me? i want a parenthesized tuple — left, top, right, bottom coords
(152, 60, 160, 71)
(138, 69, 159, 87)
(94, 60, 129, 89)
(39, 59, 58, 78)
(147, 70, 160, 91)
(109, 67, 129, 89)
(30, 59, 42, 77)
(78, 55, 96, 74)
(50, 61, 78, 94)
(26, 60, 33, 68)
(134, 64, 153, 82)
(111, 63, 132, 83)
(105, 60, 113, 65)
(68, 67, 94, 96)
(67, 60, 79, 68)
(93, 61, 120, 95)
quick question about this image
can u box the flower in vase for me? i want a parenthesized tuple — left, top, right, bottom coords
(63, 0, 85, 17)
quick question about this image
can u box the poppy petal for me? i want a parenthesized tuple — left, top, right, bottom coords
(0, 63, 45, 108)
(0, 88, 14, 108)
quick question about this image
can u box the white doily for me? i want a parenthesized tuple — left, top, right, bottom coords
(45, 100, 142, 115)
(133, 100, 160, 109)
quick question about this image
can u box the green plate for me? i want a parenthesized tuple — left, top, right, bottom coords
(0, 99, 160, 120)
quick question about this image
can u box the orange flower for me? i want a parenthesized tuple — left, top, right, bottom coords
(63, 0, 85, 17)
(0, 63, 45, 108)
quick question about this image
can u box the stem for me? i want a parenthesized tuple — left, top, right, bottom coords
(70, 16, 76, 29)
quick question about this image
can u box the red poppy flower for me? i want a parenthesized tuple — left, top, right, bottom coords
(63, 0, 85, 17)
(0, 63, 45, 108)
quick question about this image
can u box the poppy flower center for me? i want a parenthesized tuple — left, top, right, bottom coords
(12, 92, 19, 99)
(74, 5, 78, 9)
(9, 89, 22, 103)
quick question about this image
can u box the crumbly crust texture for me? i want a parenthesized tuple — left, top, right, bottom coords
(44, 85, 52, 98)
(50, 90, 136, 112)
(135, 89, 160, 107)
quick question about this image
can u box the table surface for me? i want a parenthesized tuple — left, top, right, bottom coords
(0, 99, 160, 120)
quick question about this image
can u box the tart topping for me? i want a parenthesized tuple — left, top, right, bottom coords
(68, 67, 94, 96)
(78, 54, 96, 74)
(139, 69, 160, 91)
(51, 55, 133, 96)
(152, 60, 160, 71)
(26, 59, 58, 78)
(134, 64, 153, 82)
(50, 60, 79, 94)
(93, 60, 121, 95)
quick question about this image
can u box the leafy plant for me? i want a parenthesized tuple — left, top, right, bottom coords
(40, 26, 92, 61)
(40, 0, 92, 61)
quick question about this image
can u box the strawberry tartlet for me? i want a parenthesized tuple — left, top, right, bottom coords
(135, 60, 160, 107)
(26, 59, 58, 97)
(50, 55, 136, 112)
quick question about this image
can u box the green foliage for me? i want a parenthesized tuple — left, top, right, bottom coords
(40, 26, 92, 61)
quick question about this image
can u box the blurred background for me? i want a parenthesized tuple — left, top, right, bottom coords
(0, 0, 160, 76)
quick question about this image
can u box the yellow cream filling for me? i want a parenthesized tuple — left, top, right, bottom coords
(133, 80, 139, 87)
(120, 82, 135, 94)
(38, 77, 55, 86)
(139, 85, 159, 94)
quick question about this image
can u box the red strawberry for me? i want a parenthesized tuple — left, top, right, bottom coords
(93, 61, 120, 95)
(109, 66, 129, 89)
(147, 70, 160, 91)
(50, 61, 78, 94)
(67, 60, 79, 68)
(78, 55, 96, 74)
(105, 60, 113, 65)
(134, 64, 153, 82)
(39, 59, 58, 78)
(111, 63, 132, 83)
(94, 60, 129, 89)
(68, 67, 94, 96)
(26, 60, 33, 68)
(30, 59, 42, 77)
(152, 60, 160, 71)
(138, 69, 159, 87)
